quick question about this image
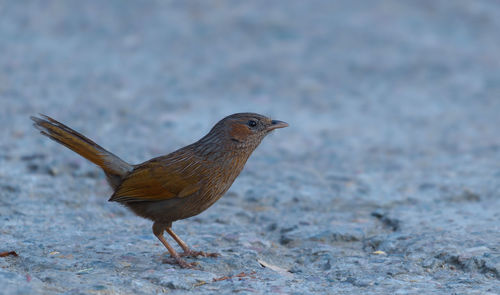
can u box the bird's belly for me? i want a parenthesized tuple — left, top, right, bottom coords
(125, 188, 228, 224)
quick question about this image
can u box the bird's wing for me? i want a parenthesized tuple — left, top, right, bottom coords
(109, 156, 202, 203)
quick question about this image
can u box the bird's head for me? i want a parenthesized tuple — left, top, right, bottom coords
(201, 113, 288, 151)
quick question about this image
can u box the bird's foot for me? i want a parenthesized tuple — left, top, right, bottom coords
(162, 256, 198, 269)
(180, 250, 220, 258)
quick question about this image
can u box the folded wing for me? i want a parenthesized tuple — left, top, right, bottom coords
(109, 155, 202, 203)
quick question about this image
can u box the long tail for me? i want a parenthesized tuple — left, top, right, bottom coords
(31, 114, 133, 189)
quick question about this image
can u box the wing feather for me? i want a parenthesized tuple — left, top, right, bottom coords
(109, 153, 202, 203)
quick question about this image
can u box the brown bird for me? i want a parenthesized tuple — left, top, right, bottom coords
(31, 113, 288, 268)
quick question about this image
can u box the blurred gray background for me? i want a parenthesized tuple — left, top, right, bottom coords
(1, 0, 499, 294)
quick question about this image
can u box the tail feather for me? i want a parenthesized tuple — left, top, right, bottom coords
(31, 114, 132, 189)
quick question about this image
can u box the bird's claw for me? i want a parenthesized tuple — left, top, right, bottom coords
(162, 257, 198, 269)
(180, 250, 220, 258)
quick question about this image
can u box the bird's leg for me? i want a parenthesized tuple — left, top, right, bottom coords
(165, 227, 219, 258)
(152, 222, 196, 268)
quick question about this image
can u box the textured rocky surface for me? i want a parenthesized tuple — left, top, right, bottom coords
(1, 0, 499, 294)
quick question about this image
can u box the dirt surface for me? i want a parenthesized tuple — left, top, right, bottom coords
(1, 1, 499, 294)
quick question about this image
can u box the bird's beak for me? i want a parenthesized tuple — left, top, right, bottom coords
(267, 120, 289, 131)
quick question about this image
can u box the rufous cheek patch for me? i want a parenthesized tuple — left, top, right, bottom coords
(229, 123, 252, 141)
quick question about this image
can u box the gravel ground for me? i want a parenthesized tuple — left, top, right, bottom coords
(1, 1, 500, 294)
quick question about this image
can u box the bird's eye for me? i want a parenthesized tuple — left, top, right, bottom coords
(248, 120, 257, 127)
